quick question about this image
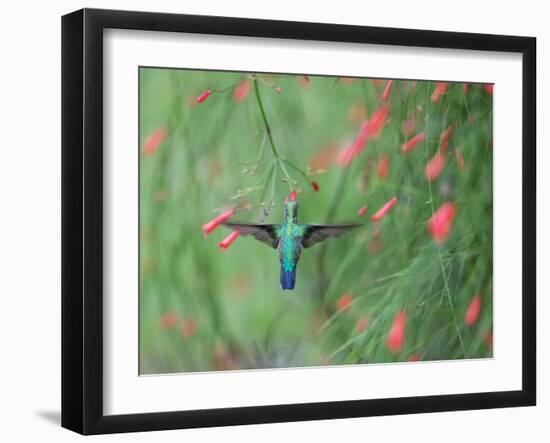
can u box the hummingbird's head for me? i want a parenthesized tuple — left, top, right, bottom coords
(283, 199, 299, 222)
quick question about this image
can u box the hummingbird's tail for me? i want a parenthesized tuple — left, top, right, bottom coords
(280, 267, 296, 290)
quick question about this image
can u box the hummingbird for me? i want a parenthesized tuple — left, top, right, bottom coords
(223, 194, 360, 290)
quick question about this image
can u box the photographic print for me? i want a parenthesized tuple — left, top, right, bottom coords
(139, 69, 493, 375)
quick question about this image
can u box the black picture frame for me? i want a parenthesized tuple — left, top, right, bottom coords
(61, 8, 536, 435)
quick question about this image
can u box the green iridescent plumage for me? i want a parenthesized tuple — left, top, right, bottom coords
(223, 199, 359, 290)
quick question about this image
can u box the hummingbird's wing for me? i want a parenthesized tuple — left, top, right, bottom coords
(222, 222, 281, 249)
(302, 224, 360, 248)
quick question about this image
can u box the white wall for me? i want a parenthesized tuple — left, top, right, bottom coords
(0, 0, 546, 441)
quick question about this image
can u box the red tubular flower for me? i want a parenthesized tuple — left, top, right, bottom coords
(196, 89, 213, 104)
(378, 155, 389, 180)
(381, 80, 393, 101)
(338, 144, 358, 167)
(425, 153, 446, 181)
(371, 197, 397, 222)
(289, 191, 298, 201)
(367, 107, 389, 139)
(338, 121, 370, 167)
(356, 315, 369, 333)
(464, 294, 482, 326)
(484, 84, 494, 95)
(336, 293, 353, 313)
(355, 121, 370, 151)
(431, 82, 448, 103)
(463, 83, 470, 94)
(233, 80, 251, 102)
(160, 312, 177, 330)
(357, 205, 368, 217)
(143, 127, 167, 156)
(311, 181, 320, 192)
(401, 132, 426, 155)
(427, 202, 456, 244)
(387, 310, 407, 353)
(455, 148, 465, 170)
(219, 231, 240, 251)
(202, 209, 235, 236)
(440, 124, 454, 152)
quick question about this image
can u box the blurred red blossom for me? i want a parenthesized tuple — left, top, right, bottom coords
(367, 107, 390, 139)
(381, 80, 393, 101)
(427, 202, 456, 244)
(274, 86, 283, 94)
(484, 84, 494, 96)
(338, 121, 369, 167)
(378, 155, 389, 180)
(387, 310, 407, 353)
(408, 353, 420, 362)
(401, 132, 425, 154)
(338, 144, 357, 167)
(219, 231, 240, 251)
(202, 209, 235, 236)
(143, 127, 167, 156)
(463, 83, 470, 94)
(233, 80, 251, 102)
(431, 82, 448, 103)
(311, 181, 320, 192)
(401, 116, 417, 137)
(196, 89, 212, 104)
(371, 197, 397, 222)
(356, 315, 370, 333)
(160, 312, 177, 330)
(425, 153, 446, 182)
(289, 190, 298, 201)
(181, 318, 198, 339)
(336, 293, 353, 313)
(440, 124, 454, 152)
(298, 76, 310, 88)
(309, 143, 340, 171)
(465, 294, 482, 326)
(455, 148, 465, 170)
(357, 205, 368, 217)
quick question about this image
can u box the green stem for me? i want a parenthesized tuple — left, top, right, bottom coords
(424, 87, 467, 358)
(282, 158, 310, 185)
(253, 79, 293, 190)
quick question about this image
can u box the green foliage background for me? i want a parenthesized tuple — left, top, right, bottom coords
(139, 69, 493, 374)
